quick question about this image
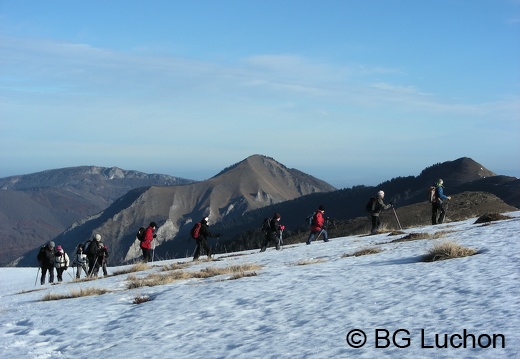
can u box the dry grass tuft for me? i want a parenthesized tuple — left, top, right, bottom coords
(111, 262, 150, 276)
(41, 287, 110, 301)
(71, 276, 98, 283)
(423, 241, 477, 262)
(229, 271, 258, 280)
(343, 247, 383, 258)
(126, 263, 262, 289)
(160, 262, 190, 271)
(474, 213, 512, 224)
(296, 258, 327, 266)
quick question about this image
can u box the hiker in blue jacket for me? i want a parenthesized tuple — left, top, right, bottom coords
(432, 179, 452, 224)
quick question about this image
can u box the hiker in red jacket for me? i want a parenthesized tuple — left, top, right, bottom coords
(141, 222, 157, 262)
(306, 205, 329, 244)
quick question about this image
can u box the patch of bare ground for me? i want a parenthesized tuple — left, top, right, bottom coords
(390, 231, 452, 243)
(133, 295, 151, 304)
(474, 212, 512, 224)
(388, 230, 406, 236)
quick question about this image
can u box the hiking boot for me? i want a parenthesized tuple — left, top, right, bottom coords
(260, 246, 266, 252)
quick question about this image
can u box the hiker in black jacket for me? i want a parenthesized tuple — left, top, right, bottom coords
(87, 234, 102, 276)
(37, 241, 56, 285)
(369, 191, 393, 234)
(90, 242, 109, 277)
(260, 213, 284, 252)
(193, 217, 220, 261)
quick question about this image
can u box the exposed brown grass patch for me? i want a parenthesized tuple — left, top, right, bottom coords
(296, 258, 327, 266)
(474, 213, 512, 224)
(229, 271, 258, 280)
(160, 262, 190, 271)
(111, 262, 150, 276)
(126, 263, 262, 289)
(73, 276, 102, 283)
(342, 247, 382, 258)
(41, 287, 111, 301)
(423, 241, 477, 262)
(16, 288, 45, 295)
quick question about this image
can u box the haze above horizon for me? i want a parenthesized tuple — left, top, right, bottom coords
(1, 0, 519, 188)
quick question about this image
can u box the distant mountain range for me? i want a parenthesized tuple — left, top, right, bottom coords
(2, 155, 518, 267)
(0, 166, 195, 266)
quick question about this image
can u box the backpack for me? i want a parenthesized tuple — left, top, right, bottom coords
(428, 186, 437, 203)
(305, 213, 315, 226)
(261, 217, 271, 234)
(365, 197, 377, 213)
(306, 212, 319, 226)
(83, 240, 92, 255)
(136, 227, 146, 242)
(190, 222, 202, 239)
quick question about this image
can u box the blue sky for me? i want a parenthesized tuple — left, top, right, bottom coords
(1, 0, 519, 188)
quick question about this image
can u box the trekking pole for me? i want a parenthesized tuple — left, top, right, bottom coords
(152, 238, 155, 263)
(392, 207, 402, 230)
(66, 270, 74, 280)
(35, 267, 40, 286)
(88, 255, 98, 277)
(315, 228, 325, 241)
(278, 230, 284, 250)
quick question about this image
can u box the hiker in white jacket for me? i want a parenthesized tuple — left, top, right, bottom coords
(73, 243, 89, 279)
(54, 245, 70, 282)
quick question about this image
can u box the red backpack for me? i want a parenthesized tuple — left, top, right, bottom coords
(190, 222, 202, 239)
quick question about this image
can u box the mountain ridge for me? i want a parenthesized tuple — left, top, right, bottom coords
(4, 155, 519, 267)
(11, 155, 336, 266)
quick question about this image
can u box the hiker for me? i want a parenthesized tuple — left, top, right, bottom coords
(91, 242, 109, 277)
(307, 205, 329, 244)
(140, 222, 157, 262)
(86, 233, 102, 277)
(369, 190, 393, 234)
(260, 213, 284, 252)
(74, 243, 89, 279)
(54, 245, 70, 282)
(87, 234, 102, 273)
(432, 179, 452, 225)
(37, 241, 56, 285)
(193, 217, 220, 261)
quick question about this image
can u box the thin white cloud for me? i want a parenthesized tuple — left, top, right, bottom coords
(1, 35, 518, 184)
